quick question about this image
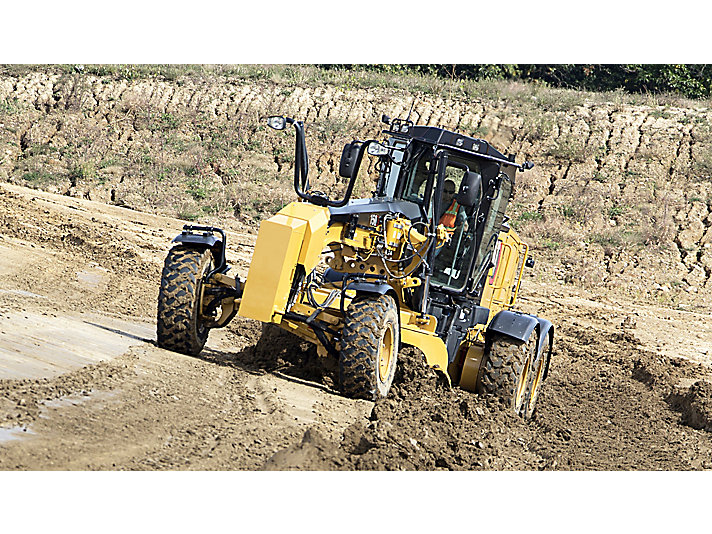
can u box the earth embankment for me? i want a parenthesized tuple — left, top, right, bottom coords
(2, 69, 712, 307)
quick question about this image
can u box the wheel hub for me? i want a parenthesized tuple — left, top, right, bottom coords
(378, 324, 395, 383)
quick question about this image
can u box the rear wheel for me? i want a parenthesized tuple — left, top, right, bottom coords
(156, 247, 213, 356)
(339, 294, 399, 400)
(522, 332, 551, 419)
(477, 335, 536, 417)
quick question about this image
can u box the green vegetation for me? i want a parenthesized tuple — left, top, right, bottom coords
(608, 205, 625, 218)
(560, 205, 577, 219)
(25, 143, 58, 157)
(177, 209, 199, 222)
(315, 119, 349, 142)
(520, 113, 556, 142)
(692, 149, 712, 177)
(591, 171, 608, 183)
(650, 109, 672, 119)
(0, 97, 22, 114)
(514, 210, 544, 224)
(321, 64, 712, 100)
(186, 177, 211, 201)
(22, 170, 55, 184)
(546, 134, 591, 162)
(542, 238, 561, 250)
(69, 162, 97, 183)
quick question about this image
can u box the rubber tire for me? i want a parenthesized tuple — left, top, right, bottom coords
(339, 294, 399, 401)
(522, 332, 551, 419)
(156, 247, 212, 356)
(477, 334, 536, 417)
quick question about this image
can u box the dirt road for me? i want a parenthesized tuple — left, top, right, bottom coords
(1, 182, 712, 470)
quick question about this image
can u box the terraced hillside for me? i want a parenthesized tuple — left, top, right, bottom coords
(2, 68, 711, 308)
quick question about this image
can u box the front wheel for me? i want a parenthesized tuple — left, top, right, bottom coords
(522, 332, 551, 419)
(156, 247, 213, 356)
(339, 294, 399, 400)
(477, 335, 536, 417)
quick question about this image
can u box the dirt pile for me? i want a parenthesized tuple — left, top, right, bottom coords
(261, 326, 712, 470)
(668, 380, 712, 432)
(261, 348, 539, 471)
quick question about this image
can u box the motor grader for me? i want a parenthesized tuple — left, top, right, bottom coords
(156, 113, 554, 418)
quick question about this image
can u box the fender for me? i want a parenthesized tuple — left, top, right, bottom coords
(173, 232, 221, 248)
(486, 310, 539, 343)
(324, 269, 397, 307)
(346, 280, 400, 319)
(346, 280, 401, 314)
(347, 280, 392, 296)
(536, 318, 554, 379)
(172, 225, 228, 276)
(487, 310, 554, 378)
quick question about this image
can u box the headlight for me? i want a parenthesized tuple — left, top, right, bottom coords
(367, 142, 389, 156)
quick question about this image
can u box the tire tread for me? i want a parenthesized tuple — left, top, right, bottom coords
(156, 247, 211, 356)
(339, 295, 398, 400)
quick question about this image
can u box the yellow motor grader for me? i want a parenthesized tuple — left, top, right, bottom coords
(157, 114, 554, 417)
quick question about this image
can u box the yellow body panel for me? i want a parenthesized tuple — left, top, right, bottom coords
(279, 202, 330, 274)
(479, 228, 528, 324)
(458, 344, 485, 391)
(238, 202, 329, 322)
(399, 309, 436, 334)
(400, 324, 450, 382)
(238, 214, 306, 322)
(448, 228, 529, 391)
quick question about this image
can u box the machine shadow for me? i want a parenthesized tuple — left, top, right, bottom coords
(196, 321, 339, 392)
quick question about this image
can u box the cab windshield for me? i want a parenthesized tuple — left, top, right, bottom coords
(401, 150, 433, 205)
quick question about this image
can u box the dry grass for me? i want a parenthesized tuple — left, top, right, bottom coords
(2, 65, 712, 307)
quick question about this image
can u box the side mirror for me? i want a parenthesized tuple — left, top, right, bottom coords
(339, 141, 362, 178)
(455, 170, 482, 208)
(267, 116, 287, 130)
(522, 161, 534, 170)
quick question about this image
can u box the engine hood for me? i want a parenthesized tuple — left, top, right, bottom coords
(328, 197, 423, 222)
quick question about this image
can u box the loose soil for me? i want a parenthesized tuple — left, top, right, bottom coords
(1, 182, 711, 470)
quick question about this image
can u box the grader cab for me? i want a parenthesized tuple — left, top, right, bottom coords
(157, 113, 554, 418)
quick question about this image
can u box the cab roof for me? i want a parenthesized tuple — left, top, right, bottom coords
(384, 122, 516, 167)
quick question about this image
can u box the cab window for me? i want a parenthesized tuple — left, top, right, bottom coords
(403, 156, 432, 203)
(430, 156, 481, 291)
(476, 172, 512, 269)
